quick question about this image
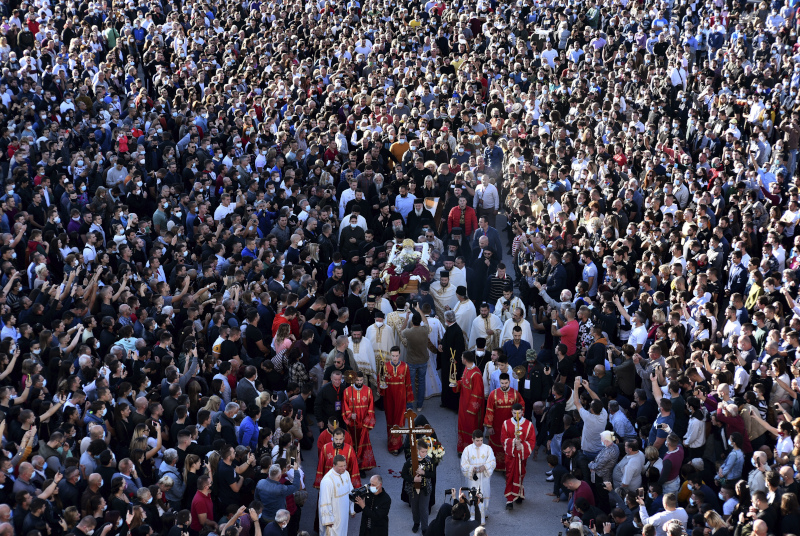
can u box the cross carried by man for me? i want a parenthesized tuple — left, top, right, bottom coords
(390, 409, 435, 489)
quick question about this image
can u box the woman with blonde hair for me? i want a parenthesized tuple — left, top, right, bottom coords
(588, 431, 619, 507)
(201, 395, 222, 415)
(129, 422, 163, 463)
(643, 445, 663, 476)
(703, 510, 730, 536)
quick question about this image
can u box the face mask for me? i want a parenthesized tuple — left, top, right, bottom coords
(77, 160, 84, 166)
(369, 485, 378, 493)
(374, 321, 383, 327)
(476, 351, 485, 356)
(95, 342, 100, 349)
(32, 348, 40, 355)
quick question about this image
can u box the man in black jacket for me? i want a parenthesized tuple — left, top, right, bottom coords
(550, 440, 592, 497)
(315, 370, 346, 430)
(216, 402, 239, 446)
(354, 475, 391, 536)
(401, 440, 435, 534)
(517, 349, 553, 420)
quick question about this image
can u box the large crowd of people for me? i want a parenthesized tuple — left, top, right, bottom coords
(0, 0, 799, 535)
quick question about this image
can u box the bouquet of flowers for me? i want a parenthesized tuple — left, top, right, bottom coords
(426, 438, 445, 464)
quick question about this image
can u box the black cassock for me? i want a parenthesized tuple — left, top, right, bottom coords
(439, 322, 465, 412)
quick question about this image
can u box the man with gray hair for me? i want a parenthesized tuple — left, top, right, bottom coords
(607, 400, 637, 441)
(218, 402, 240, 445)
(255, 460, 302, 521)
(157, 448, 185, 509)
(265, 510, 291, 536)
(441, 309, 466, 412)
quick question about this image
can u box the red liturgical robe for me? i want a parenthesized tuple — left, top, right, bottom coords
(343, 385, 376, 470)
(501, 417, 536, 501)
(483, 387, 523, 471)
(453, 365, 484, 453)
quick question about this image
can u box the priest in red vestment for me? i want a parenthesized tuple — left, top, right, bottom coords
(484, 373, 524, 472)
(343, 372, 376, 471)
(380, 346, 413, 454)
(316, 416, 354, 453)
(314, 428, 361, 489)
(501, 403, 536, 509)
(453, 351, 484, 454)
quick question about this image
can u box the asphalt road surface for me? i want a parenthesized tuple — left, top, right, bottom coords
(299, 215, 567, 536)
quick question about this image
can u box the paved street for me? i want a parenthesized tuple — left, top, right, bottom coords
(299, 215, 567, 536)
(298, 400, 568, 536)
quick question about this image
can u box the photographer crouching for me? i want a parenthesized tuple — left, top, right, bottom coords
(426, 487, 483, 536)
(352, 475, 391, 536)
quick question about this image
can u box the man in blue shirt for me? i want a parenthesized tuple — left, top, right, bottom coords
(647, 398, 675, 457)
(502, 326, 531, 368)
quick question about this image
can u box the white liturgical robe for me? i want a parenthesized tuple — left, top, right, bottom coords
(460, 442, 496, 524)
(349, 336, 376, 377)
(430, 281, 458, 321)
(366, 322, 394, 361)
(319, 468, 355, 536)
(453, 299, 477, 345)
(468, 313, 503, 352)
(500, 317, 534, 346)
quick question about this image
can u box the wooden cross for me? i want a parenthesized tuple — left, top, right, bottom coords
(390, 409, 435, 489)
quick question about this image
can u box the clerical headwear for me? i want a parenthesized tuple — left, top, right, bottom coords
(420, 282, 430, 291)
(367, 295, 376, 303)
(476, 337, 486, 349)
(440, 271, 450, 279)
(352, 324, 363, 333)
(451, 227, 463, 236)
(456, 285, 468, 297)
(374, 309, 385, 319)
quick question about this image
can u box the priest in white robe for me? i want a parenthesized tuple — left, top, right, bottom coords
(460, 432, 496, 525)
(494, 286, 525, 324)
(468, 305, 503, 352)
(500, 307, 533, 346)
(319, 457, 355, 536)
(453, 286, 477, 347)
(366, 309, 394, 375)
(423, 305, 444, 398)
(430, 271, 458, 322)
(448, 264, 468, 289)
(349, 326, 377, 394)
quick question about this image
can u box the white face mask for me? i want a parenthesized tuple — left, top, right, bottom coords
(374, 321, 383, 327)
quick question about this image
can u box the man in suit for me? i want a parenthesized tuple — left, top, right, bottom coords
(726, 250, 747, 297)
(236, 365, 261, 408)
(542, 251, 567, 301)
(472, 216, 503, 257)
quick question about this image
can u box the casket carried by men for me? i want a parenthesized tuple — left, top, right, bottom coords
(381, 239, 432, 298)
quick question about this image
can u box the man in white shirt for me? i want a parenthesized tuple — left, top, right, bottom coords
(628, 311, 649, 353)
(338, 179, 357, 220)
(213, 193, 237, 221)
(473, 175, 500, 228)
(636, 493, 688, 536)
